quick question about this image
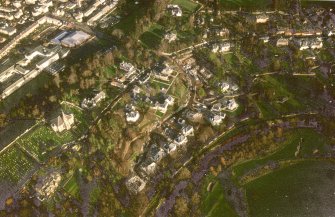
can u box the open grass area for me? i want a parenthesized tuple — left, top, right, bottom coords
(254, 100, 279, 119)
(0, 120, 36, 150)
(219, 0, 272, 9)
(172, 0, 200, 13)
(63, 174, 80, 198)
(139, 24, 165, 49)
(253, 74, 319, 119)
(104, 65, 117, 78)
(151, 79, 170, 91)
(233, 128, 330, 181)
(245, 160, 335, 217)
(200, 175, 238, 217)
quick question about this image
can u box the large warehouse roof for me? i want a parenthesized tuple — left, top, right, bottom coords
(60, 31, 91, 48)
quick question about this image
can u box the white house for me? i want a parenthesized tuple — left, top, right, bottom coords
(310, 38, 323, 49)
(164, 32, 177, 43)
(182, 125, 194, 137)
(276, 38, 289, 47)
(51, 111, 74, 132)
(92, 91, 106, 104)
(297, 39, 309, 50)
(163, 143, 177, 154)
(120, 61, 135, 73)
(174, 134, 188, 146)
(153, 95, 174, 114)
(219, 42, 231, 53)
(222, 98, 239, 111)
(260, 36, 269, 43)
(167, 4, 182, 17)
(143, 162, 157, 175)
(150, 146, 166, 162)
(255, 14, 269, 23)
(221, 82, 230, 92)
(81, 91, 106, 109)
(0, 26, 16, 36)
(126, 110, 140, 123)
(208, 112, 226, 126)
(165, 95, 175, 105)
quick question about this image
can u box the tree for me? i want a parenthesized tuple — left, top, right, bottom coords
(174, 197, 189, 217)
(67, 70, 78, 85)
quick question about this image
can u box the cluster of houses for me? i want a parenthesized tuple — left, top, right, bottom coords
(126, 118, 194, 193)
(152, 62, 174, 82)
(0, 0, 116, 81)
(182, 57, 213, 84)
(0, 8, 92, 100)
(275, 37, 323, 50)
(152, 95, 175, 114)
(81, 91, 106, 109)
(0, 1, 53, 39)
(295, 37, 323, 50)
(0, 0, 119, 28)
(0, 43, 71, 100)
(125, 104, 140, 123)
(211, 41, 231, 53)
(203, 27, 230, 39)
(111, 61, 138, 88)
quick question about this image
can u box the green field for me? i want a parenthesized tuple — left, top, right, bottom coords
(172, 0, 200, 13)
(255, 100, 279, 119)
(219, 0, 272, 9)
(139, 24, 165, 49)
(233, 129, 329, 180)
(104, 66, 117, 77)
(252, 74, 323, 119)
(245, 160, 335, 217)
(201, 175, 238, 217)
(63, 174, 80, 198)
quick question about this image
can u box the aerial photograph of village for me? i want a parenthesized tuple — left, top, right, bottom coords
(1, 0, 335, 216)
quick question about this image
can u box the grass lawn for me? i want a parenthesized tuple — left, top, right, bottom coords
(245, 160, 335, 217)
(63, 174, 80, 198)
(155, 110, 165, 118)
(140, 24, 165, 49)
(172, 0, 200, 12)
(219, 0, 272, 9)
(201, 175, 238, 217)
(253, 75, 314, 119)
(254, 100, 279, 119)
(232, 128, 330, 181)
(104, 66, 117, 78)
(152, 79, 170, 91)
